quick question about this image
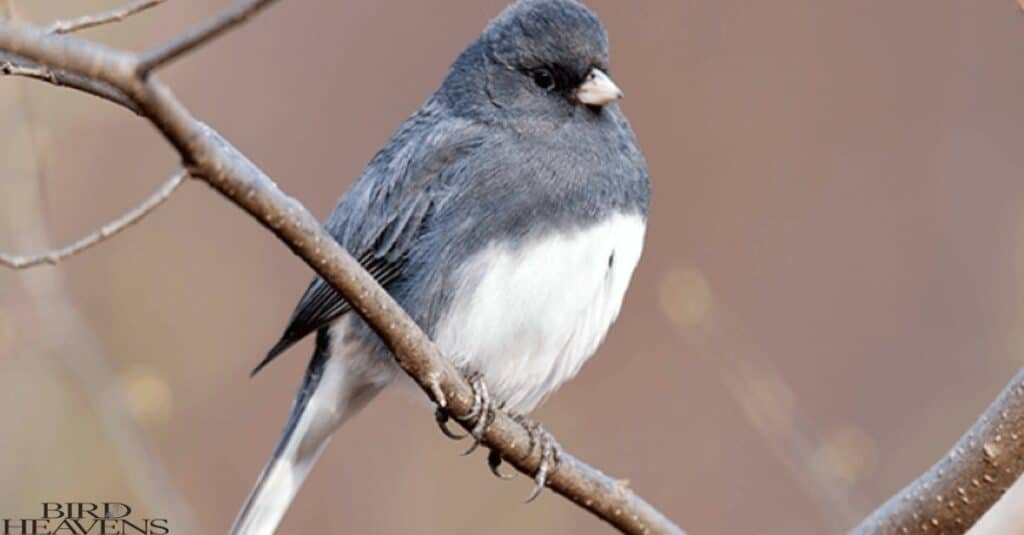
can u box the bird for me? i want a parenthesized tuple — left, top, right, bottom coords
(230, 0, 650, 533)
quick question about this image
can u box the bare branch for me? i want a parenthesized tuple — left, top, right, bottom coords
(0, 170, 187, 269)
(3, 67, 201, 534)
(136, 0, 279, 76)
(2, 58, 53, 81)
(0, 18, 684, 535)
(47, 0, 167, 35)
(1, 53, 142, 113)
(852, 368, 1024, 534)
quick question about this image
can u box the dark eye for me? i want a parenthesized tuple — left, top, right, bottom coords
(531, 68, 555, 91)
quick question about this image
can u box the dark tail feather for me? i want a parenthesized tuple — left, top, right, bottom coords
(250, 338, 294, 377)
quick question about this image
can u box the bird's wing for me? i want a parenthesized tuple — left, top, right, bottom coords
(251, 107, 483, 375)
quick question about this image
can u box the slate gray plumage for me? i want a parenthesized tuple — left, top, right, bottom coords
(233, 2, 650, 533)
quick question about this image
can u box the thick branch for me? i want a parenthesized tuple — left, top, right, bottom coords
(47, 0, 166, 35)
(852, 368, 1024, 534)
(0, 15, 684, 535)
(135, 0, 279, 75)
(0, 170, 187, 269)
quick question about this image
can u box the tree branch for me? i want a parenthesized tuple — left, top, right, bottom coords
(1, 53, 201, 532)
(852, 368, 1024, 534)
(47, 0, 167, 35)
(0, 8, 684, 535)
(1, 52, 142, 113)
(135, 0, 279, 76)
(0, 169, 187, 269)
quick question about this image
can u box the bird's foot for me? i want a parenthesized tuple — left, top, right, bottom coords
(432, 372, 517, 481)
(460, 372, 498, 456)
(513, 414, 563, 502)
(433, 372, 499, 449)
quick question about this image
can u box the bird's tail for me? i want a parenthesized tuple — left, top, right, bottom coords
(230, 333, 383, 535)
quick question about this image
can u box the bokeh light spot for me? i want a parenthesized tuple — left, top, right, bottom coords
(736, 371, 796, 436)
(121, 365, 175, 426)
(659, 268, 713, 328)
(814, 425, 877, 486)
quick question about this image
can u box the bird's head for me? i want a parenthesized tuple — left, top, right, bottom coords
(444, 0, 623, 117)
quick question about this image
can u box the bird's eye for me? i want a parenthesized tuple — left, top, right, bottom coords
(531, 68, 555, 91)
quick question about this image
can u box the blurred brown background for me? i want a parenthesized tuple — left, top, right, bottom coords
(2, 1, 1024, 533)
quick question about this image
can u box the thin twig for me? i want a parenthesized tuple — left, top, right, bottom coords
(2, 59, 54, 81)
(3, 63, 201, 535)
(0, 170, 187, 269)
(47, 0, 167, 35)
(0, 15, 685, 535)
(135, 0, 279, 76)
(1, 52, 142, 113)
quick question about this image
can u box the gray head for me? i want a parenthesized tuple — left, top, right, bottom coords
(442, 0, 623, 117)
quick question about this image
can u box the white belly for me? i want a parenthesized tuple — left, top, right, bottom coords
(434, 212, 646, 414)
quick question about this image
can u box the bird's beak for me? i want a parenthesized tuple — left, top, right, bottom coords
(576, 68, 624, 107)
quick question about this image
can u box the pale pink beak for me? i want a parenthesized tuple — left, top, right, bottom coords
(576, 68, 623, 106)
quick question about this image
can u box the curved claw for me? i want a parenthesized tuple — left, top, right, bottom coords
(488, 450, 515, 480)
(463, 439, 483, 456)
(435, 408, 466, 440)
(522, 420, 561, 503)
(462, 374, 495, 456)
(526, 439, 552, 503)
(525, 483, 545, 503)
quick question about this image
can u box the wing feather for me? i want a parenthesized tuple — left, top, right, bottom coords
(251, 106, 482, 375)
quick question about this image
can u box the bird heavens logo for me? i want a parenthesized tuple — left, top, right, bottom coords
(1, 503, 169, 535)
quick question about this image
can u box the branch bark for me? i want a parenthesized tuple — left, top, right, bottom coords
(0, 9, 683, 535)
(967, 472, 1024, 534)
(0, 169, 186, 269)
(852, 368, 1024, 534)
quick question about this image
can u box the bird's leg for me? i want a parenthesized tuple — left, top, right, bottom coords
(513, 414, 563, 502)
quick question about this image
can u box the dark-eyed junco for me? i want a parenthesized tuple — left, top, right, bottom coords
(231, 1, 649, 532)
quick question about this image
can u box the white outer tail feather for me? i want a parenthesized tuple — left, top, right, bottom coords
(230, 352, 383, 535)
